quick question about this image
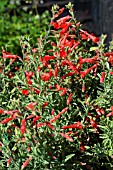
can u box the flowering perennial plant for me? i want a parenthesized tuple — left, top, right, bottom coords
(0, 2, 113, 169)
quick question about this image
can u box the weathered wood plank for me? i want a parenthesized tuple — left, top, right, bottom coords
(99, 0, 113, 42)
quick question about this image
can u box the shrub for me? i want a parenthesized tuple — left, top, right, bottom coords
(0, 2, 113, 170)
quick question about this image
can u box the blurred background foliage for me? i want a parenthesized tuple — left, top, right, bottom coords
(0, 0, 50, 56)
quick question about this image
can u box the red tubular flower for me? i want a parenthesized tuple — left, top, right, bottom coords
(80, 64, 98, 78)
(78, 56, 98, 64)
(80, 32, 88, 40)
(43, 55, 54, 61)
(106, 112, 113, 117)
(67, 93, 72, 105)
(60, 32, 69, 46)
(32, 48, 37, 53)
(61, 60, 79, 74)
(21, 156, 32, 170)
(26, 114, 35, 120)
(60, 88, 67, 96)
(3, 110, 19, 116)
(51, 109, 55, 115)
(2, 51, 18, 59)
(25, 55, 29, 61)
(20, 119, 26, 135)
(50, 107, 68, 123)
(68, 42, 80, 53)
(21, 89, 29, 96)
(7, 128, 11, 133)
(0, 117, 13, 124)
(2, 51, 21, 64)
(33, 88, 40, 95)
(0, 109, 4, 114)
(68, 62, 77, 72)
(26, 76, 32, 85)
(60, 133, 74, 142)
(87, 34, 99, 43)
(25, 71, 34, 77)
(0, 142, 2, 152)
(27, 147, 31, 152)
(60, 22, 71, 35)
(41, 70, 53, 82)
(109, 55, 113, 66)
(100, 72, 105, 83)
(94, 68, 97, 77)
(49, 115, 60, 123)
(76, 22, 80, 27)
(53, 7, 64, 19)
(103, 52, 113, 57)
(59, 107, 68, 116)
(51, 42, 57, 47)
(52, 155, 57, 160)
(40, 58, 49, 67)
(62, 38, 75, 48)
(37, 66, 41, 73)
(52, 16, 71, 31)
(51, 21, 60, 29)
(103, 52, 113, 65)
(80, 69, 91, 78)
(42, 102, 49, 108)
(37, 122, 46, 128)
(21, 137, 26, 142)
(90, 118, 98, 129)
(25, 71, 34, 85)
(61, 60, 70, 66)
(62, 122, 82, 130)
(55, 84, 61, 91)
(80, 29, 99, 43)
(32, 116, 41, 126)
(60, 48, 67, 58)
(7, 157, 12, 167)
(89, 63, 98, 70)
(57, 15, 71, 25)
(49, 85, 53, 89)
(66, 131, 73, 135)
(26, 102, 37, 111)
(110, 106, 113, 111)
(109, 71, 113, 75)
(82, 84, 85, 92)
(33, 116, 41, 123)
(95, 106, 105, 115)
(46, 122, 55, 130)
(80, 142, 85, 151)
(14, 66, 20, 71)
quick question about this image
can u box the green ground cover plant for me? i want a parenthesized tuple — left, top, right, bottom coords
(0, 2, 113, 170)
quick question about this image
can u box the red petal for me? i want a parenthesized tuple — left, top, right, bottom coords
(60, 133, 74, 142)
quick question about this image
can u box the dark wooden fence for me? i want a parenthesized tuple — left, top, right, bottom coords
(90, 0, 113, 42)
(5, 0, 113, 42)
(31, 0, 113, 42)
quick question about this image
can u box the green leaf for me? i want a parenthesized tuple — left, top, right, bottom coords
(0, 0, 8, 12)
(65, 154, 75, 162)
(90, 47, 98, 51)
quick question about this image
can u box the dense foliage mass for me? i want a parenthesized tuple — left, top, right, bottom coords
(0, 2, 113, 170)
